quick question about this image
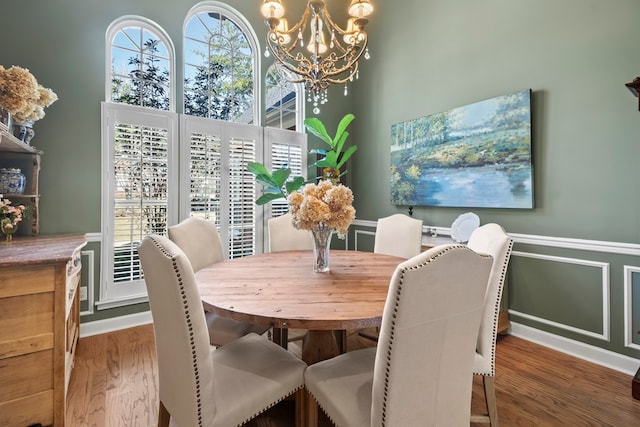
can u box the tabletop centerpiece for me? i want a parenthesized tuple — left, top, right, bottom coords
(289, 179, 355, 272)
(0, 199, 26, 242)
(249, 113, 358, 272)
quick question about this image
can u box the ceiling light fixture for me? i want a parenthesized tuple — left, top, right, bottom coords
(260, 0, 374, 114)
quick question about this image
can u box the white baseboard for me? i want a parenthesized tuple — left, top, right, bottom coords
(510, 322, 640, 376)
(80, 310, 152, 338)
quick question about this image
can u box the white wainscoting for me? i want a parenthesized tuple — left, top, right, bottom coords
(351, 220, 640, 374)
(624, 265, 640, 352)
(509, 251, 611, 342)
(79, 224, 640, 374)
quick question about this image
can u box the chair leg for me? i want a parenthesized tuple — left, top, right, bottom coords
(158, 400, 170, 427)
(335, 329, 347, 353)
(483, 375, 499, 427)
(272, 327, 289, 348)
(294, 389, 306, 427)
(306, 390, 319, 427)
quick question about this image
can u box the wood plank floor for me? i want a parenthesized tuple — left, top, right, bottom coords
(66, 324, 640, 426)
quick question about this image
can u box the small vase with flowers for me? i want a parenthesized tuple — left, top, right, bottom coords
(0, 199, 26, 242)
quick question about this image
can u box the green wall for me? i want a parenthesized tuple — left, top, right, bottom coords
(347, 0, 640, 361)
(2, 0, 640, 360)
(351, 0, 639, 241)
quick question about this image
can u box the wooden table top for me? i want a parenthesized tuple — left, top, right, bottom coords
(195, 250, 405, 331)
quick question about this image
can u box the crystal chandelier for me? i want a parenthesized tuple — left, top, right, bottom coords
(260, 0, 374, 114)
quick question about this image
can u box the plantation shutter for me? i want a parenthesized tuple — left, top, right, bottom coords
(101, 103, 178, 303)
(180, 117, 262, 258)
(101, 106, 306, 307)
(264, 126, 308, 219)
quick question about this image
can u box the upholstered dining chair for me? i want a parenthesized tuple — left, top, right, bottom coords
(304, 244, 493, 427)
(359, 213, 424, 342)
(139, 235, 307, 427)
(466, 223, 514, 426)
(168, 217, 270, 347)
(373, 213, 424, 259)
(268, 212, 314, 252)
(268, 212, 314, 349)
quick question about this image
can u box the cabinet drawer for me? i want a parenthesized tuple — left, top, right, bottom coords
(0, 293, 54, 359)
(0, 390, 53, 427)
(0, 265, 55, 298)
(0, 350, 53, 402)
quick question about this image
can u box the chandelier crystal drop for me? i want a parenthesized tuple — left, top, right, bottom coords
(260, 0, 374, 113)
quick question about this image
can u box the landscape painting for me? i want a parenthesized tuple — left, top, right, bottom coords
(390, 89, 533, 209)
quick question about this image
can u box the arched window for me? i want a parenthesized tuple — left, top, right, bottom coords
(107, 17, 175, 111)
(183, 2, 259, 123)
(265, 65, 304, 131)
(100, 9, 305, 307)
(102, 18, 177, 305)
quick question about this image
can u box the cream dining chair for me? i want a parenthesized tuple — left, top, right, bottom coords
(268, 212, 314, 349)
(138, 235, 307, 427)
(304, 245, 493, 427)
(268, 212, 314, 252)
(359, 213, 424, 342)
(168, 217, 270, 347)
(466, 223, 514, 426)
(373, 213, 424, 259)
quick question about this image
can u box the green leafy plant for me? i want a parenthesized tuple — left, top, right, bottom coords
(247, 113, 358, 205)
(247, 162, 305, 205)
(305, 113, 358, 179)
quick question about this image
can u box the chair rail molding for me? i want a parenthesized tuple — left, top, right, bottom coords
(352, 219, 640, 255)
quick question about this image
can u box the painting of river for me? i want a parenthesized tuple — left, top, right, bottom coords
(390, 89, 533, 209)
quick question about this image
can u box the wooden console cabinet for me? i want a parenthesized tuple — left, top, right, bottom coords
(0, 234, 86, 427)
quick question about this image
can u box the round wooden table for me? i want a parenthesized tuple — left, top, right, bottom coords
(195, 250, 404, 364)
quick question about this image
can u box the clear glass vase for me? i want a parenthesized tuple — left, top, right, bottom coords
(311, 222, 332, 272)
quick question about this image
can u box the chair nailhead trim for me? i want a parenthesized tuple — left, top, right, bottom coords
(472, 238, 514, 377)
(150, 236, 205, 427)
(237, 386, 304, 427)
(380, 245, 483, 425)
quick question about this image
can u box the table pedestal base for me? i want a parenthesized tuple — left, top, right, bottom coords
(302, 330, 340, 365)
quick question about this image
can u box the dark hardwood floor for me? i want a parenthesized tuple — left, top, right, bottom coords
(66, 324, 640, 426)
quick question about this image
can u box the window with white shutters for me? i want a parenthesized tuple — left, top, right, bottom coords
(180, 117, 262, 259)
(101, 7, 306, 308)
(100, 103, 178, 306)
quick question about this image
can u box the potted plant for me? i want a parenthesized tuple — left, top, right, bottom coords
(305, 113, 358, 183)
(247, 113, 358, 203)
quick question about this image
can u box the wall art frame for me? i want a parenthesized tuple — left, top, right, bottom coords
(390, 89, 533, 209)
